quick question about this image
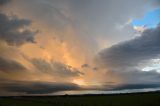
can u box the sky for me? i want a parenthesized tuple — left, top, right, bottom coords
(0, 0, 160, 96)
(132, 8, 160, 28)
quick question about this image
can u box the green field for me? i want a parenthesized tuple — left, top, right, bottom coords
(0, 92, 160, 106)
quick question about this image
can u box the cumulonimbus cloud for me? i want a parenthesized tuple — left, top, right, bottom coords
(96, 26, 160, 87)
(98, 26, 160, 69)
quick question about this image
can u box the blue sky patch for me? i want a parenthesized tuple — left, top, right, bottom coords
(132, 8, 160, 28)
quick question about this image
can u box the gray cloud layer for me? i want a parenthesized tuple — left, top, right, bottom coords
(97, 26, 160, 85)
(111, 83, 160, 90)
(0, 80, 80, 95)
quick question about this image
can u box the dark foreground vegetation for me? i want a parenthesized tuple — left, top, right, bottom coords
(0, 91, 160, 106)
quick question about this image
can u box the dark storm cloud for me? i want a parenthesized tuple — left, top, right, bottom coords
(0, 13, 36, 46)
(0, 57, 26, 72)
(114, 70, 160, 84)
(96, 26, 160, 86)
(31, 59, 84, 77)
(98, 26, 160, 69)
(0, 81, 80, 95)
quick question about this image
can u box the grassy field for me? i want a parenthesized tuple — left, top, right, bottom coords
(0, 92, 160, 106)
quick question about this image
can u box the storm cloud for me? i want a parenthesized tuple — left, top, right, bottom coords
(0, 80, 80, 95)
(97, 25, 160, 86)
(98, 26, 160, 69)
(0, 0, 160, 95)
